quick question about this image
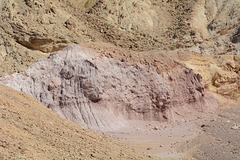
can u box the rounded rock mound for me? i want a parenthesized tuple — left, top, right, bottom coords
(0, 45, 219, 131)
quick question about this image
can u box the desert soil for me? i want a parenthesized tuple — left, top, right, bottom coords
(107, 104, 240, 160)
(1, 42, 239, 160)
(0, 84, 154, 160)
(193, 104, 240, 160)
(0, 0, 239, 159)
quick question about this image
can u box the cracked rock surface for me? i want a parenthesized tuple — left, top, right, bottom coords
(0, 45, 218, 131)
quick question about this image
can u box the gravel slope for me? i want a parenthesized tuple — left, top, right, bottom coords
(0, 84, 154, 160)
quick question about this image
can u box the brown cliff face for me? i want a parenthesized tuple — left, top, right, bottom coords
(0, 45, 218, 131)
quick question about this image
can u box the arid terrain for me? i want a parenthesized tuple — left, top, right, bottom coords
(0, 0, 239, 160)
(0, 0, 239, 76)
(0, 84, 155, 159)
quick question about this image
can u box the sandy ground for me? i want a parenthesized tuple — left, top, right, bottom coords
(0, 84, 154, 160)
(0, 65, 239, 159)
(0, 42, 239, 159)
(109, 121, 202, 159)
(107, 104, 240, 160)
(193, 105, 240, 160)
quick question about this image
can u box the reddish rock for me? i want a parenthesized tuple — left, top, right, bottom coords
(0, 45, 218, 131)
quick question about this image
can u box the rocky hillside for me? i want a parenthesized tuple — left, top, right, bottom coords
(179, 53, 240, 103)
(0, 0, 239, 159)
(0, 44, 218, 131)
(0, 0, 239, 76)
(83, 42, 240, 103)
(0, 84, 154, 160)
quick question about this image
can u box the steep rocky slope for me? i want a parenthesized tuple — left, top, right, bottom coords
(189, 0, 240, 55)
(179, 53, 240, 103)
(0, 0, 239, 77)
(0, 44, 218, 131)
(83, 42, 240, 103)
(0, 84, 153, 160)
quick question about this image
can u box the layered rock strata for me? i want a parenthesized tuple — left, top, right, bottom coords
(0, 84, 150, 160)
(1, 0, 239, 76)
(0, 45, 218, 131)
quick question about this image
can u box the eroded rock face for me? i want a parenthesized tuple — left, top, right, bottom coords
(180, 52, 240, 102)
(0, 83, 151, 160)
(232, 27, 240, 44)
(1, 0, 239, 77)
(0, 45, 218, 131)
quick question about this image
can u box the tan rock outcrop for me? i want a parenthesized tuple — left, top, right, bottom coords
(1, 0, 238, 77)
(189, 0, 240, 55)
(179, 52, 240, 103)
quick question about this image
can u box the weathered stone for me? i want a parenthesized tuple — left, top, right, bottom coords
(0, 45, 218, 131)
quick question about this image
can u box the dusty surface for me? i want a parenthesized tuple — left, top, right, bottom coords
(0, 0, 239, 159)
(108, 118, 206, 159)
(1, 77, 238, 160)
(2, 43, 239, 159)
(106, 105, 240, 160)
(0, 84, 154, 160)
(194, 105, 240, 160)
(0, 0, 239, 76)
(177, 105, 240, 160)
(0, 42, 238, 159)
